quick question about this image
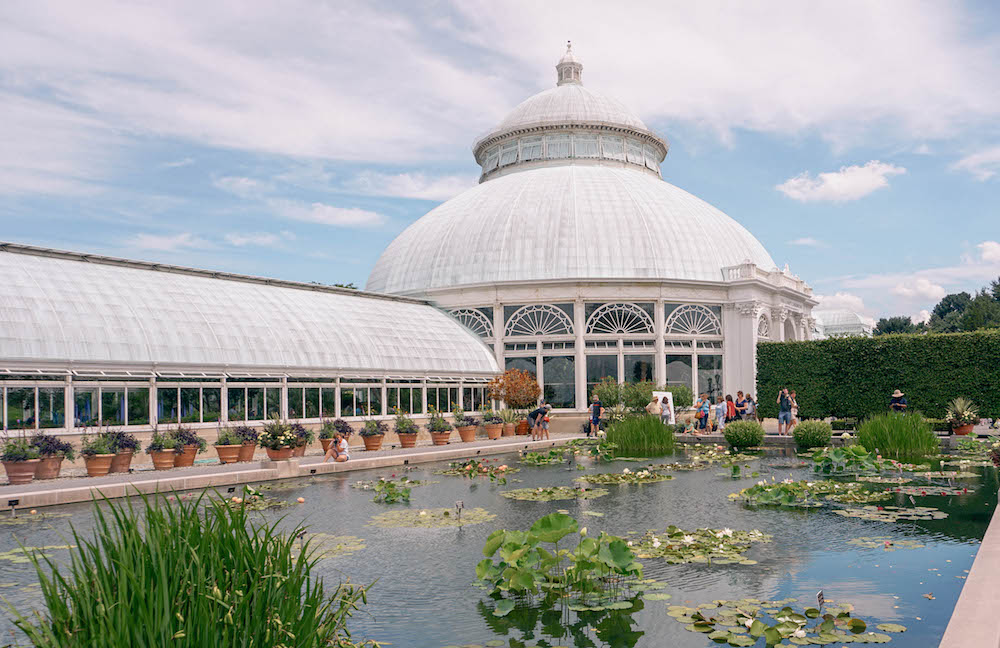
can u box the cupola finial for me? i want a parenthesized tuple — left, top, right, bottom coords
(556, 41, 582, 86)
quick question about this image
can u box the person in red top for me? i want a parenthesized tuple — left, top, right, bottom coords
(725, 394, 736, 422)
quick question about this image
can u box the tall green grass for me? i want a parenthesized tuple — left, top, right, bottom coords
(605, 415, 676, 457)
(857, 412, 940, 460)
(10, 494, 374, 647)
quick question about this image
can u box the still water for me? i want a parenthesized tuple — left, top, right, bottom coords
(0, 447, 994, 648)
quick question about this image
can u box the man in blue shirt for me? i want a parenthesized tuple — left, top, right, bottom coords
(589, 395, 604, 437)
(890, 389, 907, 413)
(777, 388, 792, 436)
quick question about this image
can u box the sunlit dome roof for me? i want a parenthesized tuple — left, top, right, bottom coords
(490, 84, 649, 136)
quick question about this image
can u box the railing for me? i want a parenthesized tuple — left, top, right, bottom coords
(722, 263, 813, 295)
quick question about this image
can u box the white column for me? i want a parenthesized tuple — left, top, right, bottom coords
(535, 341, 544, 405)
(654, 300, 666, 386)
(335, 379, 341, 419)
(149, 377, 157, 428)
(691, 341, 700, 397)
(220, 376, 228, 423)
(574, 300, 586, 410)
(617, 338, 625, 383)
(492, 302, 505, 371)
(64, 375, 73, 432)
(725, 302, 759, 398)
(280, 376, 288, 420)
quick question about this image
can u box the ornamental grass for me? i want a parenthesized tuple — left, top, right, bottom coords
(605, 415, 676, 457)
(857, 412, 940, 461)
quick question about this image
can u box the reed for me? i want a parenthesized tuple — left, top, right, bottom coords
(857, 412, 940, 460)
(605, 415, 676, 457)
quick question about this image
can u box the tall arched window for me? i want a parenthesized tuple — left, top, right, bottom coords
(665, 304, 721, 336)
(757, 316, 771, 340)
(585, 303, 654, 335)
(504, 305, 573, 337)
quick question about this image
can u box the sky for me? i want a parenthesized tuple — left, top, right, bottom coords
(1, 1, 999, 323)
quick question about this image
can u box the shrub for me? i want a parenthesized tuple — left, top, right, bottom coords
(723, 420, 765, 449)
(215, 426, 241, 446)
(145, 430, 178, 453)
(171, 425, 207, 453)
(360, 419, 387, 437)
(622, 381, 655, 412)
(605, 415, 676, 457)
(2, 437, 40, 462)
(792, 420, 832, 449)
(592, 377, 622, 408)
(857, 412, 939, 460)
(11, 495, 373, 647)
(486, 369, 540, 409)
(79, 434, 113, 457)
(105, 429, 140, 453)
(30, 433, 76, 461)
(663, 384, 693, 409)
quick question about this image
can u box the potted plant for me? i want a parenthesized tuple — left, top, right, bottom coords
(31, 433, 75, 480)
(499, 409, 518, 436)
(2, 436, 41, 485)
(289, 422, 314, 457)
(259, 417, 295, 460)
(80, 433, 115, 477)
(360, 419, 387, 451)
(214, 426, 242, 464)
(482, 408, 503, 440)
(106, 429, 140, 473)
(145, 430, 179, 470)
(487, 369, 540, 436)
(393, 409, 419, 448)
(452, 404, 479, 443)
(319, 419, 337, 453)
(945, 397, 979, 436)
(234, 425, 258, 462)
(427, 408, 452, 446)
(171, 426, 206, 467)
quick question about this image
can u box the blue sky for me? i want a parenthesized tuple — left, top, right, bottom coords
(1, 1, 999, 322)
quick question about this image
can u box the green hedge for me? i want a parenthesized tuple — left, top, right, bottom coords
(757, 329, 1000, 419)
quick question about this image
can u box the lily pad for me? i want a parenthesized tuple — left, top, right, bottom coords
(0, 545, 75, 564)
(368, 507, 496, 528)
(575, 468, 673, 485)
(876, 623, 907, 632)
(500, 486, 609, 502)
(630, 525, 770, 565)
(846, 536, 925, 551)
(0, 511, 72, 526)
(856, 476, 912, 484)
(892, 485, 973, 496)
(833, 505, 949, 522)
(922, 470, 979, 479)
(293, 533, 366, 560)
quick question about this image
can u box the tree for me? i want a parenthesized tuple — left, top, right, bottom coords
(932, 292, 971, 320)
(487, 369, 541, 409)
(874, 316, 916, 336)
(929, 310, 963, 333)
(990, 276, 1000, 302)
(959, 291, 1000, 332)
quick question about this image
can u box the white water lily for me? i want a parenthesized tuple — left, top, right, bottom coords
(419, 510, 427, 516)
(781, 478, 794, 484)
(580, 527, 587, 536)
(722, 528, 733, 537)
(682, 535, 695, 545)
(757, 480, 767, 486)
(652, 538, 662, 548)
(743, 618, 754, 628)
(622, 468, 631, 474)
(793, 629, 806, 638)
(627, 541, 633, 547)
(806, 482, 815, 487)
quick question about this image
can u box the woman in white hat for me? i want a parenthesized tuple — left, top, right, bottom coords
(889, 389, 907, 413)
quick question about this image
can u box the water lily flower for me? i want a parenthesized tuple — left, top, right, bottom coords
(782, 478, 794, 484)
(580, 527, 587, 536)
(806, 482, 815, 487)
(419, 510, 427, 516)
(622, 468, 631, 474)
(743, 618, 754, 628)
(498, 465, 508, 471)
(793, 629, 807, 638)
(652, 537, 662, 548)
(722, 528, 733, 537)
(682, 535, 695, 545)
(627, 541, 633, 546)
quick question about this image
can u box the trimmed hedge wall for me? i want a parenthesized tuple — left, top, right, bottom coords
(757, 329, 1000, 420)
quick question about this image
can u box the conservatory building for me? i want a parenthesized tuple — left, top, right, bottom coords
(367, 44, 817, 411)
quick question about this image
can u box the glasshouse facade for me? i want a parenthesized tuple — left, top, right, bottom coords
(0, 243, 499, 434)
(367, 44, 817, 410)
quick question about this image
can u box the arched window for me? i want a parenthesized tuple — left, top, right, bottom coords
(757, 316, 771, 340)
(449, 309, 493, 338)
(665, 304, 721, 336)
(505, 305, 574, 337)
(586, 303, 654, 335)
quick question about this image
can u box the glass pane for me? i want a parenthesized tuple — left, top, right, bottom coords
(399, 388, 413, 414)
(305, 388, 320, 419)
(426, 387, 438, 413)
(265, 388, 281, 420)
(463, 387, 473, 411)
(370, 387, 382, 417)
(7, 387, 35, 430)
(228, 388, 246, 421)
(288, 387, 304, 419)
(543, 356, 575, 409)
(356, 388, 370, 417)
(128, 388, 149, 425)
(341, 388, 355, 417)
(387, 387, 399, 412)
(180, 388, 201, 423)
(586, 355, 617, 399)
(321, 388, 336, 417)
(39, 387, 64, 429)
(666, 354, 693, 387)
(73, 388, 98, 427)
(505, 357, 537, 375)
(247, 387, 264, 421)
(157, 387, 178, 425)
(697, 355, 724, 402)
(101, 388, 125, 426)
(449, 388, 458, 412)
(624, 354, 654, 383)
(202, 388, 221, 423)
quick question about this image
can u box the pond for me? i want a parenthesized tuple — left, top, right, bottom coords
(0, 446, 995, 648)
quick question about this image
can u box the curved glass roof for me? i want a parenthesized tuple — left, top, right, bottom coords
(0, 244, 498, 377)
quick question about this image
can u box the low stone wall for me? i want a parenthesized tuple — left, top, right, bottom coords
(939, 502, 1000, 647)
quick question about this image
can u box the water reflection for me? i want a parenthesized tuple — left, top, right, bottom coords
(474, 595, 645, 648)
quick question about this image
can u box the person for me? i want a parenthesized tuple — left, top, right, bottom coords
(589, 395, 603, 437)
(715, 396, 728, 431)
(660, 395, 672, 426)
(528, 403, 550, 441)
(745, 394, 757, 422)
(695, 393, 711, 432)
(323, 432, 349, 463)
(540, 412, 551, 440)
(726, 394, 736, 422)
(776, 388, 792, 436)
(735, 391, 747, 419)
(890, 389, 907, 413)
(789, 390, 799, 432)
(645, 396, 662, 417)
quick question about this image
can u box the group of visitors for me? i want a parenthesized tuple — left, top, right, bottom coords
(688, 391, 759, 433)
(644, 395, 674, 426)
(528, 403, 552, 441)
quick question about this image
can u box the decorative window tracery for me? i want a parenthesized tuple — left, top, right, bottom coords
(449, 309, 493, 339)
(665, 305, 722, 336)
(585, 303, 654, 335)
(757, 316, 771, 340)
(505, 305, 574, 337)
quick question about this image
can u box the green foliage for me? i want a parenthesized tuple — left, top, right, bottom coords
(1, 436, 40, 462)
(857, 413, 940, 460)
(372, 478, 411, 504)
(171, 426, 207, 453)
(830, 419, 855, 431)
(723, 420, 765, 449)
(631, 526, 771, 565)
(437, 459, 512, 484)
(924, 417, 951, 432)
(811, 445, 883, 474)
(944, 396, 979, 427)
(757, 328, 1000, 418)
(574, 467, 673, 485)
(391, 409, 418, 435)
(426, 409, 452, 432)
(258, 418, 295, 450)
(663, 384, 693, 409)
(144, 430, 178, 453)
(592, 377, 622, 408)
(874, 315, 917, 336)
(79, 434, 112, 457)
(30, 433, 76, 461)
(10, 494, 375, 647)
(605, 415, 676, 457)
(730, 480, 863, 508)
(214, 426, 241, 446)
(792, 420, 832, 449)
(520, 449, 571, 466)
(359, 419, 387, 437)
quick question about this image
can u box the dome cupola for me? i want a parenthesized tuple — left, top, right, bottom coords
(556, 41, 582, 85)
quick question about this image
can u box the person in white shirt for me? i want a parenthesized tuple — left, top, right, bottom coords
(715, 396, 728, 431)
(323, 432, 350, 463)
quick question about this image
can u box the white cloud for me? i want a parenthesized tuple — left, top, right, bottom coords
(776, 161, 906, 202)
(162, 157, 195, 168)
(213, 176, 273, 199)
(344, 171, 476, 201)
(978, 240, 1000, 263)
(814, 292, 866, 313)
(891, 278, 946, 301)
(951, 146, 1000, 181)
(125, 232, 210, 251)
(788, 237, 825, 247)
(914, 309, 931, 324)
(269, 199, 386, 228)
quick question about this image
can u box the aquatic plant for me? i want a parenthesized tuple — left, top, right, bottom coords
(812, 445, 883, 475)
(520, 449, 571, 465)
(501, 486, 609, 501)
(368, 507, 495, 528)
(372, 478, 410, 504)
(921, 470, 979, 479)
(792, 420, 832, 449)
(436, 458, 514, 483)
(857, 412, 939, 460)
(604, 415, 676, 457)
(825, 489, 894, 504)
(629, 525, 770, 565)
(10, 494, 376, 647)
(575, 467, 673, 485)
(730, 479, 862, 508)
(722, 420, 765, 449)
(892, 485, 971, 496)
(352, 476, 432, 491)
(846, 536, 925, 551)
(291, 533, 366, 561)
(832, 505, 948, 522)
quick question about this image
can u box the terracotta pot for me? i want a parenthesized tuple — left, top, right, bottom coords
(362, 434, 384, 451)
(35, 455, 64, 480)
(485, 424, 503, 440)
(237, 442, 256, 462)
(215, 445, 241, 464)
(84, 454, 114, 477)
(292, 444, 306, 457)
(174, 444, 198, 468)
(952, 423, 974, 436)
(430, 431, 451, 446)
(502, 423, 516, 437)
(150, 450, 176, 471)
(320, 438, 334, 453)
(4, 459, 39, 485)
(265, 447, 293, 461)
(110, 450, 134, 473)
(398, 433, 418, 448)
(457, 425, 477, 443)
(516, 420, 530, 436)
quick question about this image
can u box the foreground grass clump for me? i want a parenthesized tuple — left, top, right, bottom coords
(857, 413, 939, 460)
(793, 420, 832, 449)
(723, 420, 765, 449)
(11, 495, 375, 648)
(605, 415, 676, 457)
